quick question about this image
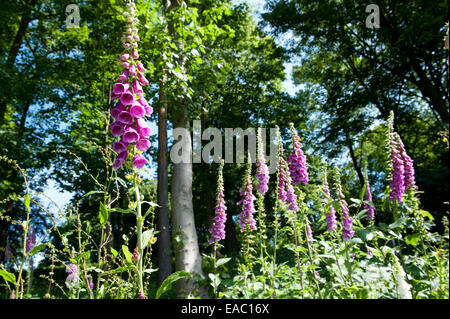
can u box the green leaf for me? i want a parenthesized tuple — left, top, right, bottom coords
(208, 273, 221, 288)
(28, 243, 47, 256)
(405, 233, 421, 246)
(83, 190, 104, 198)
(215, 257, 231, 267)
(418, 210, 434, 221)
(142, 229, 154, 249)
(122, 245, 132, 264)
(24, 194, 30, 210)
(110, 207, 135, 215)
(155, 271, 190, 299)
(110, 247, 118, 257)
(99, 202, 108, 226)
(0, 269, 16, 284)
(389, 217, 406, 229)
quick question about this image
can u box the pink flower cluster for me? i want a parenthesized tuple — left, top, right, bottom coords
(237, 175, 257, 232)
(110, 3, 152, 170)
(323, 170, 337, 232)
(277, 156, 288, 203)
(255, 131, 270, 195)
(338, 188, 354, 241)
(287, 125, 309, 185)
(209, 163, 227, 243)
(389, 132, 415, 202)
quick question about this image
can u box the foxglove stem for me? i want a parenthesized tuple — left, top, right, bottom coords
(304, 220, 322, 298)
(134, 172, 144, 298)
(287, 211, 304, 298)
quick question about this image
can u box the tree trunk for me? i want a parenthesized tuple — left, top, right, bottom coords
(346, 132, 364, 187)
(0, 0, 37, 125)
(156, 70, 172, 287)
(165, 0, 207, 297)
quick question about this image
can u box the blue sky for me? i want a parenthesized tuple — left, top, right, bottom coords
(42, 0, 301, 210)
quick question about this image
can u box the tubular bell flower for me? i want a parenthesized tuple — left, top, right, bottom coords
(209, 160, 227, 244)
(322, 168, 337, 232)
(110, 1, 152, 170)
(285, 169, 298, 212)
(237, 160, 257, 232)
(395, 134, 416, 191)
(388, 132, 406, 202)
(286, 123, 309, 185)
(26, 226, 36, 253)
(277, 148, 288, 203)
(65, 262, 80, 289)
(338, 183, 354, 241)
(255, 128, 269, 195)
(306, 221, 314, 246)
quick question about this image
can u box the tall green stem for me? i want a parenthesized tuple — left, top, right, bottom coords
(134, 173, 144, 296)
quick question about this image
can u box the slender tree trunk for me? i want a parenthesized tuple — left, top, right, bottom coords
(156, 71, 172, 287)
(0, 0, 37, 125)
(164, 0, 207, 297)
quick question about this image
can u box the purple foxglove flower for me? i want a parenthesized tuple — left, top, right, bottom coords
(136, 62, 146, 73)
(123, 43, 131, 49)
(118, 111, 134, 125)
(286, 179, 298, 212)
(118, 70, 129, 82)
(113, 150, 128, 170)
(120, 52, 130, 61)
(113, 82, 130, 95)
(111, 121, 126, 137)
(110, 107, 122, 119)
(129, 64, 137, 77)
(323, 170, 337, 232)
(110, 92, 121, 100)
(338, 187, 354, 241)
(120, 91, 134, 105)
(137, 72, 149, 86)
(126, 28, 132, 34)
(364, 177, 375, 221)
(238, 174, 257, 232)
(277, 156, 288, 203)
(136, 138, 150, 152)
(395, 134, 415, 191)
(144, 106, 153, 117)
(125, 35, 133, 42)
(132, 50, 139, 59)
(133, 79, 143, 94)
(112, 141, 128, 153)
(286, 129, 309, 186)
(132, 42, 138, 48)
(88, 277, 94, 291)
(65, 262, 80, 288)
(26, 227, 36, 253)
(121, 61, 130, 69)
(209, 161, 227, 244)
(132, 153, 148, 169)
(123, 127, 139, 143)
(133, 35, 140, 42)
(139, 127, 152, 139)
(255, 129, 270, 195)
(130, 102, 145, 118)
(132, 27, 138, 33)
(388, 137, 405, 202)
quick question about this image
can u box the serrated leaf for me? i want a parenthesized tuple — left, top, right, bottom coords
(0, 269, 16, 284)
(405, 233, 421, 246)
(155, 271, 190, 299)
(208, 273, 221, 288)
